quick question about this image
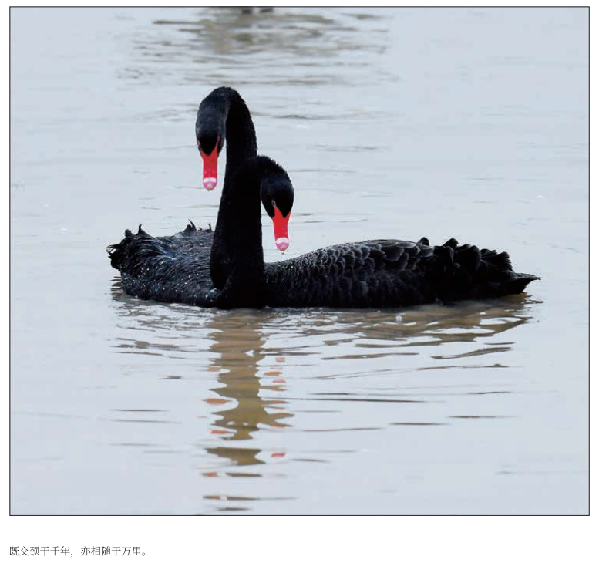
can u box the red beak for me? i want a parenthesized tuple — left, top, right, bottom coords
(273, 206, 290, 251)
(200, 136, 219, 190)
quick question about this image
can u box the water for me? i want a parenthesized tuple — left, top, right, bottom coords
(10, 7, 588, 514)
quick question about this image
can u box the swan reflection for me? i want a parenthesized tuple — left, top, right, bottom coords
(110, 278, 536, 374)
(203, 312, 292, 468)
(149, 7, 387, 59)
(122, 7, 390, 92)
(109, 281, 538, 511)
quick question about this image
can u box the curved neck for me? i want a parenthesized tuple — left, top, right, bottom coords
(223, 92, 257, 187)
(197, 86, 258, 183)
(198, 87, 258, 288)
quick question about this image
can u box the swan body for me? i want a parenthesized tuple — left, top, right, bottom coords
(108, 86, 538, 309)
(109, 223, 538, 309)
(108, 222, 216, 306)
(207, 157, 538, 309)
(109, 86, 259, 304)
(263, 238, 537, 309)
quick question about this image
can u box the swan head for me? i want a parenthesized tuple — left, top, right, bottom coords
(196, 129, 224, 191)
(260, 165, 294, 253)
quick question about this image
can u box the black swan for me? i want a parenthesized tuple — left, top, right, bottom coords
(208, 156, 538, 309)
(108, 86, 538, 309)
(107, 86, 285, 306)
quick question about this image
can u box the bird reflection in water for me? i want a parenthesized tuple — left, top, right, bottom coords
(145, 7, 386, 80)
(203, 312, 292, 470)
(110, 280, 539, 511)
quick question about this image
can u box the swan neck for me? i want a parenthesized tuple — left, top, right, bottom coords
(222, 90, 258, 185)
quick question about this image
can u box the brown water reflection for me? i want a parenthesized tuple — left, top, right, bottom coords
(151, 8, 386, 59)
(111, 279, 535, 365)
(124, 7, 392, 97)
(109, 271, 539, 513)
(110, 286, 538, 512)
(110, 278, 536, 422)
(203, 313, 292, 469)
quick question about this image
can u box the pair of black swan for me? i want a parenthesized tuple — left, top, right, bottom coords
(107, 87, 538, 309)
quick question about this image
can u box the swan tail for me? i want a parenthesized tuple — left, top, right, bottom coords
(430, 239, 539, 301)
(106, 223, 214, 275)
(106, 229, 136, 271)
(106, 228, 160, 274)
(106, 225, 215, 306)
(503, 272, 540, 295)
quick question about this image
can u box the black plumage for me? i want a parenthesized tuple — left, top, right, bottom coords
(108, 222, 215, 306)
(193, 156, 539, 309)
(108, 87, 539, 309)
(261, 238, 538, 309)
(108, 86, 257, 305)
(108, 218, 538, 309)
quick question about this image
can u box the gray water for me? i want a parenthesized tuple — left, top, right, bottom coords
(10, 7, 588, 515)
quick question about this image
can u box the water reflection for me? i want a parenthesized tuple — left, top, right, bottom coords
(256, 295, 536, 369)
(123, 7, 391, 91)
(151, 7, 386, 59)
(203, 312, 292, 468)
(109, 281, 538, 511)
(111, 278, 536, 367)
(110, 278, 537, 398)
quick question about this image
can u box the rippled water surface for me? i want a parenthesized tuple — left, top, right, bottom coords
(11, 7, 588, 514)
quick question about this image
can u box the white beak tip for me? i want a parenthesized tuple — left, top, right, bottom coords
(275, 238, 290, 251)
(203, 177, 217, 190)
